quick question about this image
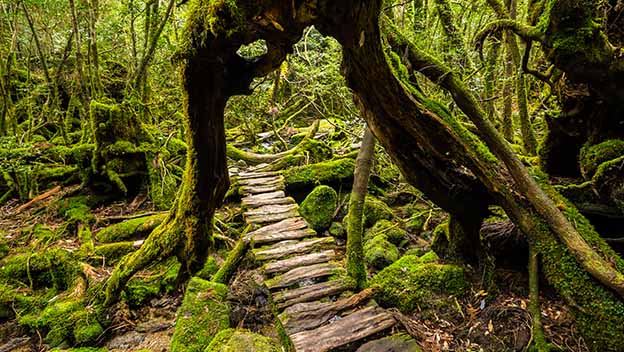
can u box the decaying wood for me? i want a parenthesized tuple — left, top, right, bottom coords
(289, 306, 396, 352)
(246, 217, 307, 238)
(238, 170, 280, 179)
(266, 262, 342, 289)
(264, 249, 338, 274)
(253, 228, 316, 245)
(15, 186, 61, 213)
(274, 279, 351, 309)
(281, 288, 375, 334)
(252, 237, 335, 261)
(244, 203, 298, 217)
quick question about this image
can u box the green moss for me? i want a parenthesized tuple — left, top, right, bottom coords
(405, 213, 425, 234)
(204, 329, 281, 352)
(73, 320, 104, 345)
(196, 256, 219, 280)
(92, 242, 137, 263)
(0, 248, 80, 290)
(96, 213, 167, 243)
(0, 237, 8, 259)
(363, 196, 393, 228)
(282, 158, 355, 191)
(171, 277, 230, 352)
(300, 185, 337, 231)
(370, 254, 468, 312)
(366, 219, 406, 245)
(579, 140, 624, 178)
(364, 234, 399, 270)
(124, 259, 180, 307)
(328, 221, 345, 239)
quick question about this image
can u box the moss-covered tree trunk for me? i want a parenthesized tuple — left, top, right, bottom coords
(345, 127, 376, 288)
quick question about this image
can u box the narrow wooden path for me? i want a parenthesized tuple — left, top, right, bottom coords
(235, 170, 399, 352)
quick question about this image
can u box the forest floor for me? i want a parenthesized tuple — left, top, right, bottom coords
(0, 181, 588, 351)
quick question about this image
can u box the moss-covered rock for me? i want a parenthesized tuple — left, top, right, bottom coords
(0, 248, 80, 290)
(282, 158, 354, 192)
(366, 220, 407, 245)
(363, 196, 393, 228)
(204, 329, 281, 352)
(300, 185, 337, 231)
(328, 221, 346, 239)
(364, 234, 399, 270)
(370, 253, 468, 312)
(579, 139, 624, 178)
(355, 333, 421, 352)
(171, 277, 230, 352)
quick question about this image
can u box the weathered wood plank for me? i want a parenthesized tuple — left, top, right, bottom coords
(244, 203, 298, 216)
(264, 250, 338, 274)
(274, 280, 350, 309)
(241, 183, 285, 195)
(242, 196, 295, 208)
(280, 289, 375, 334)
(242, 190, 285, 201)
(290, 307, 396, 352)
(238, 170, 280, 179)
(252, 237, 335, 261)
(238, 175, 285, 186)
(247, 217, 307, 235)
(266, 262, 342, 289)
(245, 209, 299, 224)
(253, 228, 316, 245)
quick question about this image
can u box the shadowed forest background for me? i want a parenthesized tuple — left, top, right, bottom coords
(1, 0, 623, 351)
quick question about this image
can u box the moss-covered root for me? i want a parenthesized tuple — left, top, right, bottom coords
(104, 215, 182, 306)
(170, 278, 230, 352)
(211, 230, 249, 284)
(96, 213, 168, 243)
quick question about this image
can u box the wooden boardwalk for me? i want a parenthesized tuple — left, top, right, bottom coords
(236, 170, 398, 352)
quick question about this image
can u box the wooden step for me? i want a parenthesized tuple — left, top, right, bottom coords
(242, 190, 285, 202)
(238, 175, 284, 186)
(241, 183, 285, 195)
(264, 250, 338, 274)
(274, 279, 350, 309)
(244, 203, 298, 217)
(246, 217, 307, 239)
(266, 262, 343, 289)
(242, 196, 295, 209)
(253, 237, 335, 261)
(238, 171, 280, 179)
(245, 210, 299, 224)
(253, 228, 316, 246)
(289, 306, 397, 352)
(280, 289, 375, 334)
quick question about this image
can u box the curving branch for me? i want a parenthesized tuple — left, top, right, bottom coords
(474, 19, 544, 58)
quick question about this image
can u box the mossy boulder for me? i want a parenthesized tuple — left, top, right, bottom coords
(356, 333, 421, 352)
(300, 185, 337, 231)
(579, 139, 624, 178)
(370, 253, 468, 312)
(328, 222, 346, 239)
(171, 277, 230, 352)
(405, 213, 426, 234)
(282, 158, 354, 192)
(364, 234, 399, 270)
(204, 329, 281, 352)
(363, 196, 393, 228)
(366, 220, 407, 245)
(0, 248, 80, 290)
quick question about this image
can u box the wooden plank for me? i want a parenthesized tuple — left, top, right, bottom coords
(246, 217, 307, 237)
(253, 228, 316, 245)
(253, 237, 335, 261)
(238, 175, 285, 186)
(238, 171, 280, 179)
(264, 250, 337, 274)
(266, 262, 342, 289)
(241, 183, 285, 195)
(290, 307, 396, 352)
(280, 289, 375, 334)
(274, 280, 350, 309)
(245, 209, 299, 224)
(242, 190, 285, 201)
(244, 203, 298, 216)
(242, 196, 295, 209)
